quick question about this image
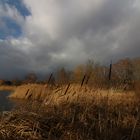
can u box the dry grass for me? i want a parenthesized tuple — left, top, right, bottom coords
(0, 84, 140, 140)
(0, 85, 17, 91)
(9, 84, 48, 100)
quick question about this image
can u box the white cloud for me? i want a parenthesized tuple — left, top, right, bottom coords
(0, 3, 24, 25)
(0, 0, 140, 78)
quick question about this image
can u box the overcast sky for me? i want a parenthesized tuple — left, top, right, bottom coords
(0, 0, 140, 79)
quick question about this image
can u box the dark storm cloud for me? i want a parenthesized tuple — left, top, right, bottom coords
(0, 41, 28, 79)
(0, 0, 140, 78)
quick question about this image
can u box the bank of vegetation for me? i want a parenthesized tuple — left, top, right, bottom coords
(0, 57, 140, 139)
(0, 87, 140, 140)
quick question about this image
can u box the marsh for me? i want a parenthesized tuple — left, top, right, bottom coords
(0, 91, 14, 111)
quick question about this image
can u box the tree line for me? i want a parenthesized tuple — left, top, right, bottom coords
(0, 57, 140, 90)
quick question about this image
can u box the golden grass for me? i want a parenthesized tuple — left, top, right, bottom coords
(0, 85, 17, 91)
(9, 84, 136, 105)
(9, 84, 48, 100)
(1, 84, 139, 140)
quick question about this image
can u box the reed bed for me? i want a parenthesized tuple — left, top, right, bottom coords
(0, 85, 16, 91)
(0, 84, 139, 140)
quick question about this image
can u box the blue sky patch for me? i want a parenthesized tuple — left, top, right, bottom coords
(0, 0, 30, 39)
(0, 17, 22, 39)
(1, 0, 30, 17)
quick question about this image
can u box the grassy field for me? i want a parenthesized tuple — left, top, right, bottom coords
(0, 85, 17, 91)
(0, 84, 140, 140)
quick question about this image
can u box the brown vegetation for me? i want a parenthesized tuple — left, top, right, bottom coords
(0, 83, 137, 139)
(9, 84, 48, 100)
(0, 57, 140, 139)
(0, 85, 16, 91)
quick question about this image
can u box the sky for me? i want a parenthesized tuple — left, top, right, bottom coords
(0, 0, 140, 79)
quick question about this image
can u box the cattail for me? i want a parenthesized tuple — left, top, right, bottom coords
(25, 89, 30, 96)
(85, 75, 90, 85)
(64, 83, 70, 95)
(108, 61, 112, 81)
(27, 94, 32, 100)
(47, 73, 53, 84)
(81, 75, 86, 87)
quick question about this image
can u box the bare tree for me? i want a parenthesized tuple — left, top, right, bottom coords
(73, 64, 85, 83)
(24, 72, 37, 84)
(57, 67, 69, 85)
